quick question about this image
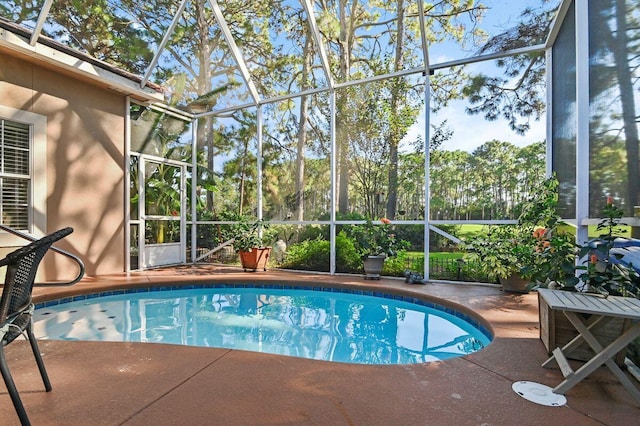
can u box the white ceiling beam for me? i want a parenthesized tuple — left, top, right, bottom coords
(141, 0, 190, 88)
(30, 0, 54, 46)
(207, 0, 261, 105)
(416, 0, 430, 72)
(545, 0, 573, 49)
(302, 0, 334, 89)
(195, 85, 331, 117)
(429, 44, 545, 71)
(200, 42, 546, 116)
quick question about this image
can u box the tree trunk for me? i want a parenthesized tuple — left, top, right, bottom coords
(613, 0, 639, 217)
(196, 0, 214, 211)
(337, 0, 351, 215)
(238, 138, 248, 215)
(386, 0, 405, 221)
(294, 28, 313, 222)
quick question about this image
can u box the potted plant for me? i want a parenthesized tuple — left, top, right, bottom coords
(575, 198, 640, 297)
(464, 176, 566, 293)
(519, 176, 579, 291)
(463, 225, 534, 292)
(531, 196, 640, 364)
(229, 218, 272, 272)
(353, 218, 408, 279)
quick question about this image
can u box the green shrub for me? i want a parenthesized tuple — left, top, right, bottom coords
(283, 232, 362, 273)
(282, 238, 330, 271)
(394, 225, 424, 250)
(294, 224, 327, 242)
(335, 231, 362, 273)
(381, 253, 408, 277)
(282, 231, 414, 277)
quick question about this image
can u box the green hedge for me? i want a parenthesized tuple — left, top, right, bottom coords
(282, 236, 492, 282)
(281, 232, 362, 273)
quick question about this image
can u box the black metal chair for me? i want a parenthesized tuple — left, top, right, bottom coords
(0, 227, 74, 425)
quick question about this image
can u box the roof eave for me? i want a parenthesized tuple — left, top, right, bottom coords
(0, 25, 163, 103)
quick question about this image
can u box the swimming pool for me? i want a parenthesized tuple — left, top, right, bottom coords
(33, 285, 492, 365)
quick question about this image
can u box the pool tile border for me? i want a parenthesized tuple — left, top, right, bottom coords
(35, 283, 492, 340)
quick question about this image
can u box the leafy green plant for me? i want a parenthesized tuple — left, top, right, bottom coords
(282, 238, 330, 271)
(335, 232, 364, 272)
(574, 199, 640, 297)
(380, 253, 408, 276)
(525, 193, 640, 298)
(520, 176, 579, 289)
(281, 232, 361, 273)
(464, 176, 563, 282)
(351, 218, 409, 259)
(228, 218, 272, 252)
(463, 225, 533, 281)
(522, 226, 577, 290)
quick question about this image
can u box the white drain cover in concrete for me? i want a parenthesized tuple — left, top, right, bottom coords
(512, 381, 567, 406)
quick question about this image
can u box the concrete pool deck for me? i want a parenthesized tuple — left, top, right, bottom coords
(2, 265, 639, 425)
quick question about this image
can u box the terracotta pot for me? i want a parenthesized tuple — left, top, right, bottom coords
(363, 255, 386, 280)
(239, 247, 271, 272)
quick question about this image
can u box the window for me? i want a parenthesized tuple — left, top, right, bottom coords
(0, 106, 46, 244)
(1, 119, 30, 231)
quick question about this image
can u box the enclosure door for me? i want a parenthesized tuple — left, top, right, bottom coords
(139, 156, 186, 268)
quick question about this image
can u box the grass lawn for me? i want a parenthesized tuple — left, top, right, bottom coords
(410, 223, 634, 263)
(588, 225, 631, 238)
(406, 251, 463, 260)
(455, 223, 632, 240)
(455, 224, 485, 240)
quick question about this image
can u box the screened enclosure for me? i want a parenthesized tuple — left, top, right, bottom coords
(1, 0, 639, 279)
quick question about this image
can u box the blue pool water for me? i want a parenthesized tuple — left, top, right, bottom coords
(33, 286, 491, 365)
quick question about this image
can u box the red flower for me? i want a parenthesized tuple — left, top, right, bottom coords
(532, 227, 546, 239)
(590, 254, 598, 264)
(380, 218, 391, 225)
(607, 196, 614, 206)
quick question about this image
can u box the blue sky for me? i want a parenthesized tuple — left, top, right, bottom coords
(403, 0, 552, 152)
(415, 100, 546, 153)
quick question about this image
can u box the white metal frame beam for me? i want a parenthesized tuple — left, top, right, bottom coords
(302, 0, 334, 90)
(140, 0, 190, 88)
(196, 43, 545, 117)
(29, 0, 53, 46)
(545, 0, 574, 49)
(575, 0, 590, 245)
(417, 0, 431, 280)
(207, 0, 261, 106)
(416, 0, 430, 74)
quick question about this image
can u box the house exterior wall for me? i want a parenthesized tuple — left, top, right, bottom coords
(0, 48, 127, 280)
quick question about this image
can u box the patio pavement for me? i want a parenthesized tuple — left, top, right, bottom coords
(1, 265, 639, 425)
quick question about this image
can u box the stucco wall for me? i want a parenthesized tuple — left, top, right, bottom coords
(0, 49, 126, 279)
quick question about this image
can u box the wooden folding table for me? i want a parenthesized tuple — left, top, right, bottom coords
(538, 288, 640, 404)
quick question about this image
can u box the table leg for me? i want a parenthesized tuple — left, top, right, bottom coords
(542, 314, 611, 368)
(553, 312, 640, 404)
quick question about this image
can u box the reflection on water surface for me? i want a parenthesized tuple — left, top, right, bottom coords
(34, 288, 490, 365)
